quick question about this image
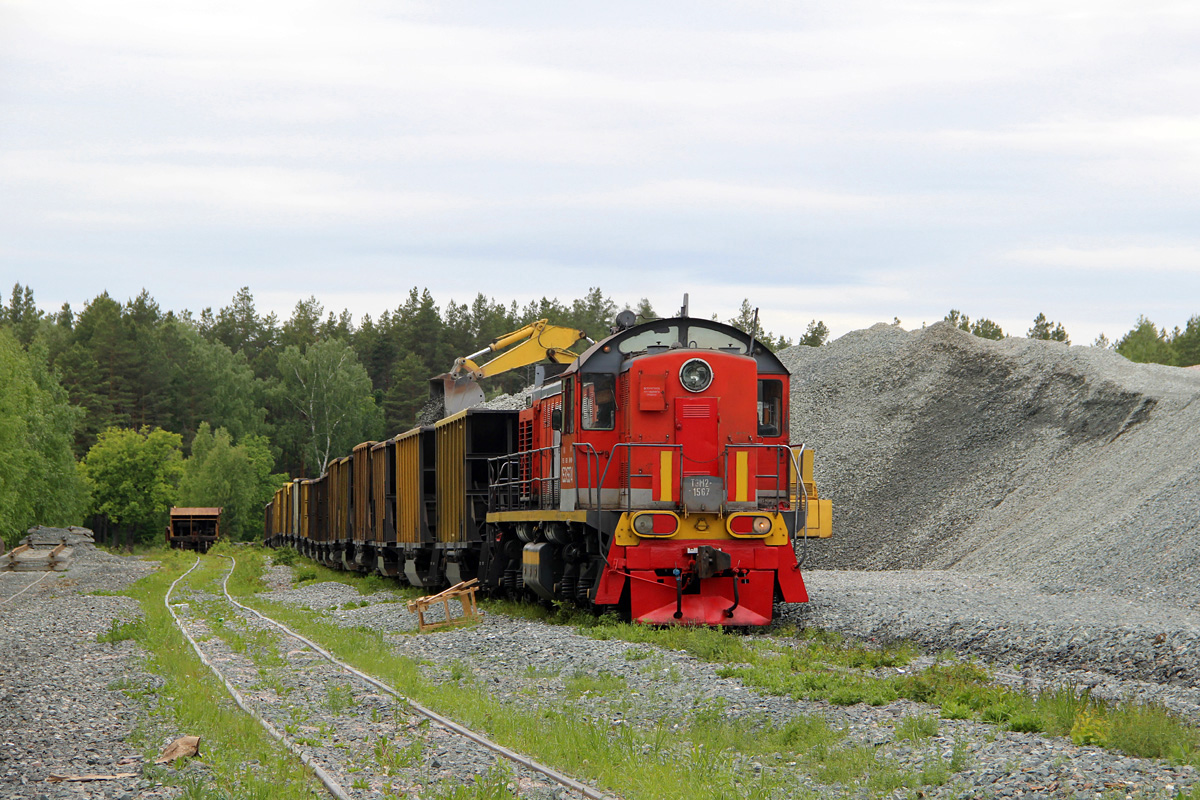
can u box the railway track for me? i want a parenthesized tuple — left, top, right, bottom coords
(166, 555, 611, 800)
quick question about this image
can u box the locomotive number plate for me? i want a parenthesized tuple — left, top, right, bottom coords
(682, 476, 724, 512)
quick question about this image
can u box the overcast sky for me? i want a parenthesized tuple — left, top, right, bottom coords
(3, 1, 1199, 345)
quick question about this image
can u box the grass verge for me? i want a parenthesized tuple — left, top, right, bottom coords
(230, 549, 960, 800)
(109, 548, 324, 799)
(565, 616, 1200, 766)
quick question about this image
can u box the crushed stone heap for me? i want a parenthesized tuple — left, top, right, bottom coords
(780, 322, 1200, 607)
(22, 525, 95, 547)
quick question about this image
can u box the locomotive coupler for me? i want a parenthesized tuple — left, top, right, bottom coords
(694, 545, 731, 580)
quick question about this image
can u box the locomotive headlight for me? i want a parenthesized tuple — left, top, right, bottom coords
(679, 358, 713, 392)
(727, 513, 774, 537)
(631, 512, 680, 536)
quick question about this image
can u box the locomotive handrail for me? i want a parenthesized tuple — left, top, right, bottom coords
(716, 443, 809, 560)
(495, 440, 810, 561)
(787, 444, 810, 565)
(573, 442, 686, 513)
(488, 446, 560, 512)
(574, 442, 808, 533)
(571, 442, 602, 510)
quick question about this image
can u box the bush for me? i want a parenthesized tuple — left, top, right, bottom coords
(1070, 709, 1110, 747)
(1007, 713, 1045, 733)
(272, 547, 297, 566)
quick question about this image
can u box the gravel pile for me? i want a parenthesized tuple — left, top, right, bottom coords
(780, 323, 1200, 606)
(480, 387, 533, 411)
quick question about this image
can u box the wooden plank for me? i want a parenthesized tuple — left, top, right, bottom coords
(405, 579, 481, 632)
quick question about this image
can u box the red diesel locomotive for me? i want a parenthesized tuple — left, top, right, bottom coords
(265, 310, 830, 626)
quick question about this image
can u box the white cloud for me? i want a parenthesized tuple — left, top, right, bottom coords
(560, 180, 884, 213)
(1006, 243, 1200, 274)
(5, 0, 1200, 344)
(0, 151, 474, 227)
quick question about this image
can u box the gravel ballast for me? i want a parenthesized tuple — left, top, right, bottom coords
(0, 545, 167, 800)
(8, 552, 1200, 798)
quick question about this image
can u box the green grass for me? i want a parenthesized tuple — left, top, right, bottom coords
(569, 612, 1200, 767)
(277, 553, 408, 597)
(895, 714, 939, 742)
(683, 701, 941, 796)
(325, 682, 356, 714)
(103, 549, 324, 799)
(97, 617, 145, 643)
(271, 546, 299, 566)
(373, 734, 423, 776)
(238, 592, 796, 799)
(235, 547, 1200, 790)
(425, 762, 519, 800)
(195, 596, 285, 667)
(563, 670, 627, 698)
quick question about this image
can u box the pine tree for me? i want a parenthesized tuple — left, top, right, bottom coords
(280, 296, 323, 350)
(1116, 317, 1173, 364)
(944, 310, 971, 332)
(1172, 316, 1200, 367)
(799, 320, 830, 347)
(1028, 313, 1070, 344)
(971, 319, 1005, 340)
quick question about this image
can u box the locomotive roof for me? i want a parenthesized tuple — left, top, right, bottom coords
(567, 316, 789, 376)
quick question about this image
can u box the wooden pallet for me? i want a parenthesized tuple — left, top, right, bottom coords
(405, 579, 481, 632)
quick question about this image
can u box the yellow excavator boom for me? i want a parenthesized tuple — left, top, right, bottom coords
(430, 320, 589, 416)
(454, 319, 586, 379)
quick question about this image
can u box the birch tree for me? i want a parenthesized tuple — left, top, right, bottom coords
(276, 338, 382, 475)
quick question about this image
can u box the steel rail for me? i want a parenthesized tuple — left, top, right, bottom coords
(0, 571, 54, 606)
(165, 557, 353, 800)
(215, 555, 613, 800)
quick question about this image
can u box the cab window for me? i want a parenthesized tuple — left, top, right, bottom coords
(563, 378, 575, 434)
(757, 379, 784, 437)
(581, 373, 616, 430)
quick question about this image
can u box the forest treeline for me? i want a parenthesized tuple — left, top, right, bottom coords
(0, 285, 808, 548)
(1, 282, 1195, 548)
(942, 307, 1200, 366)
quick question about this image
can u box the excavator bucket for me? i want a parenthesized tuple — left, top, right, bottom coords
(429, 373, 486, 417)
